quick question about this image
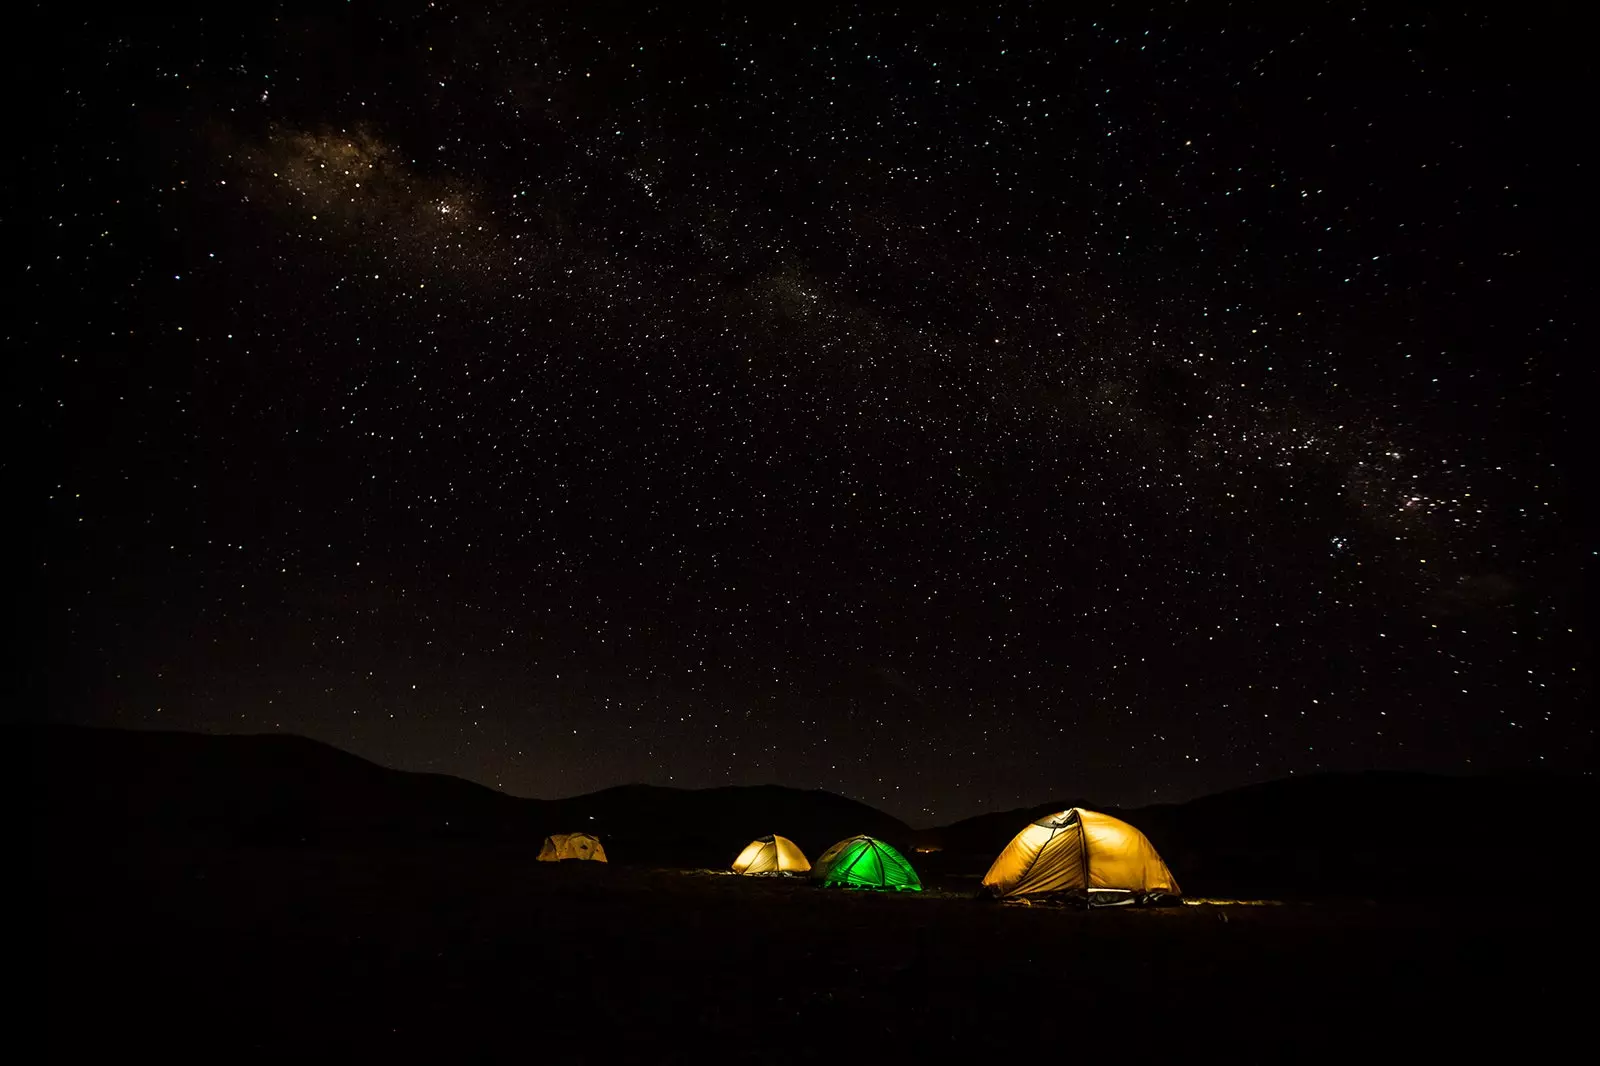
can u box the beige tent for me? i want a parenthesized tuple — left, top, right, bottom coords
(981, 808, 1179, 903)
(537, 832, 608, 863)
(731, 834, 812, 875)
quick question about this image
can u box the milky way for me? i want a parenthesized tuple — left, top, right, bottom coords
(30, 5, 1586, 822)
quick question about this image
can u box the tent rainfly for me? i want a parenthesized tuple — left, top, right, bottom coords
(732, 834, 812, 875)
(981, 808, 1179, 904)
(811, 835, 921, 891)
(537, 832, 608, 863)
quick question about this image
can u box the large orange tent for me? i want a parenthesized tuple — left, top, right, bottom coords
(981, 808, 1179, 904)
(537, 832, 608, 862)
(731, 834, 811, 875)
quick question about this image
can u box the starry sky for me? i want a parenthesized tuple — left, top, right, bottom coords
(30, 3, 1588, 824)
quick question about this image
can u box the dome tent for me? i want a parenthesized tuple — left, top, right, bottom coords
(981, 808, 1178, 905)
(811, 835, 921, 891)
(537, 832, 608, 862)
(731, 834, 812, 875)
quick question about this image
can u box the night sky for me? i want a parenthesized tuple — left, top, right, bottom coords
(31, 3, 1588, 824)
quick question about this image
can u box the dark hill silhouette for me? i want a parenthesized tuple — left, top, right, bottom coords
(914, 799, 1102, 859)
(542, 782, 911, 866)
(23, 724, 909, 865)
(27, 724, 532, 847)
(924, 771, 1593, 899)
(1126, 770, 1593, 899)
(26, 726, 1590, 897)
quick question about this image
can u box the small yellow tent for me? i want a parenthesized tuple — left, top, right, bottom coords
(731, 834, 811, 875)
(537, 832, 608, 863)
(982, 808, 1179, 903)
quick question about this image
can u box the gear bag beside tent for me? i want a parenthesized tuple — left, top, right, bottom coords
(981, 808, 1179, 904)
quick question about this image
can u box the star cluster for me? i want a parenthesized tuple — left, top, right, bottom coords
(29, 4, 1587, 823)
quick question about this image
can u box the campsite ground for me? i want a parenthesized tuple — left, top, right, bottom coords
(43, 844, 1577, 1061)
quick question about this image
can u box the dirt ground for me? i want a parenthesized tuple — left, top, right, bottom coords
(41, 844, 1579, 1060)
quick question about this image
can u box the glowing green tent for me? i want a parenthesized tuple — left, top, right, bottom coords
(811, 835, 922, 891)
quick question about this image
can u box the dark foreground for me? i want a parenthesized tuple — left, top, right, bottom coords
(44, 845, 1577, 1060)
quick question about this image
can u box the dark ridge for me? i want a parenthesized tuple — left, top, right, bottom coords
(1126, 770, 1593, 900)
(918, 770, 1593, 899)
(25, 724, 530, 847)
(22, 724, 911, 866)
(912, 799, 1100, 858)
(544, 781, 912, 864)
(26, 725, 1591, 898)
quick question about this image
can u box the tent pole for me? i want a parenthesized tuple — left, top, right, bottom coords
(1077, 810, 1090, 907)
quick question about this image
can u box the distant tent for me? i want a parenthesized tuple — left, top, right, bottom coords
(981, 808, 1178, 904)
(537, 832, 608, 863)
(732, 834, 812, 875)
(811, 835, 921, 891)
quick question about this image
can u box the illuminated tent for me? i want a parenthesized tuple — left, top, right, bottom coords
(811, 835, 921, 891)
(537, 832, 608, 863)
(731, 834, 812, 875)
(981, 808, 1179, 904)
